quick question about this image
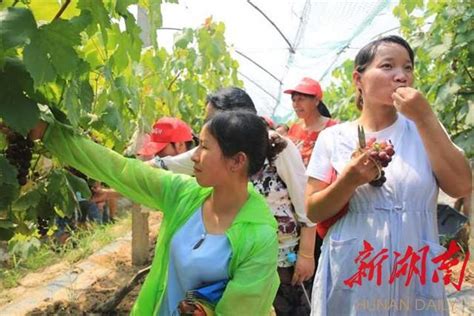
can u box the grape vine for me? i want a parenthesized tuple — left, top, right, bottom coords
(0, 0, 242, 241)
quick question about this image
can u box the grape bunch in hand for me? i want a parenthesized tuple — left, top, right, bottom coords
(5, 132, 34, 186)
(366, 140, 395, 187)
(357, 125, 395, 187)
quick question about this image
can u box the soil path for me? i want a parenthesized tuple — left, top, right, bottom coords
(0, 212, 162, 315)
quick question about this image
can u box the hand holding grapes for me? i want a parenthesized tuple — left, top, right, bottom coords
(364, 139, 395, 187)
(341, 151, 381, 187)
(351, 126, 396, 187)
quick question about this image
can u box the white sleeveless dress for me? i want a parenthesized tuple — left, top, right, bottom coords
(307, 114, 448, 316)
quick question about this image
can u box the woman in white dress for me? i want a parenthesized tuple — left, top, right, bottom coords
(305, 35, 471, 315)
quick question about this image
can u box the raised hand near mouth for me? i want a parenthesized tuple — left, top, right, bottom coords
(392, 87, 434, 125)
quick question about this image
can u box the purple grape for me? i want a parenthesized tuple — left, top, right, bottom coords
(385, 146, 395, 156)
(378, 151, 389, 161)
(4, 132, 32, 186)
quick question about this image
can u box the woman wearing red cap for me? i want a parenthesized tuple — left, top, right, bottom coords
(285, 77, 338, 167)
(284, 77, 339, 299)
(305, 36, 471, 315)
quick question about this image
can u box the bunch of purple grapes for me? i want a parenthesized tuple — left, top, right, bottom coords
(366, 140, 395, 187)
(5, 132, 34, 186)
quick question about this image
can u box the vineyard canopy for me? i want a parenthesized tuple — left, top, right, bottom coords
(154, 0, 401, 122)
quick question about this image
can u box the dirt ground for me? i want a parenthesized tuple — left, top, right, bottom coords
(2, 214, 473, 315)
(1, 211, 163, 315)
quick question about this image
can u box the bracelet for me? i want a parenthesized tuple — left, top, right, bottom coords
(298, 252, 314, 259)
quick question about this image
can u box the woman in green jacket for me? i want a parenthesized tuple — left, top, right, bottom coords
(31, 111, 279, 315)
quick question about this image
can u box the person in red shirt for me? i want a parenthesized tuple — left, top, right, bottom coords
(283, 78, 339, 307)
(285, 77, 338, 167)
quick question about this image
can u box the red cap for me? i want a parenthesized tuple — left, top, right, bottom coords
(283, 77, 323, 99)
(138, 117, 193, 156)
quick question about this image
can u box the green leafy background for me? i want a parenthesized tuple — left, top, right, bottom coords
(0, 0, 241, 240)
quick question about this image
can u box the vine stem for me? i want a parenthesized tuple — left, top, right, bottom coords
(167, 70, 182, 90)
(463, 65, 474, 82)
(31, 153, 42, 173)
(53, 0, 71, 21)
(57, 80, 67, 107)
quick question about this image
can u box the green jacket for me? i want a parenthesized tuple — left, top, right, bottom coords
(43, 122, 280, 315)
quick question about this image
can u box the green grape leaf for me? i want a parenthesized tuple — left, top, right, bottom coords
(65, 171, 91, 200)
(0, 59, 40, 134)
(0, 7, 37, 50)
(69, 10, 93, 32)
(28, 183, 56, 219)
(0, 227, 15, 241)
(123, 13, 143, 62)
(23, 34, 57, 85)
(0, 134, 7, 150)
(78, 0, 111, 46)
(110, 31, 130, 73)
(24, 17, 87, 85)
(64, 78, 93, 127)
(116, 0, 139, 16)
(80, 79, 94, 111)
(43, 18, 83, 47)
(47, 20, 82, 75)
(102, 104, 124, 135)
(0, 183, 19, 210)
(0, 90, 40, 135)
(453, 128, 473, 158)
(0, 57, 34, 94)
(174, 28, 194, 49)
(0, 155, 18, 185)
(0, 220, 16, 229)
(46, 170, 77, 217)
(12, 189, 42, 214)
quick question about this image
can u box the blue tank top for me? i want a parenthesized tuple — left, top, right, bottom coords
(159, 207, 232, 315)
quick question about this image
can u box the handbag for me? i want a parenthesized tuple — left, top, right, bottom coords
(177, 280, 228, 316)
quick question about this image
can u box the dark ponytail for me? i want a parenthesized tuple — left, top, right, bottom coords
(267, 132, 287, 165)
(317, 101, 331, 118)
